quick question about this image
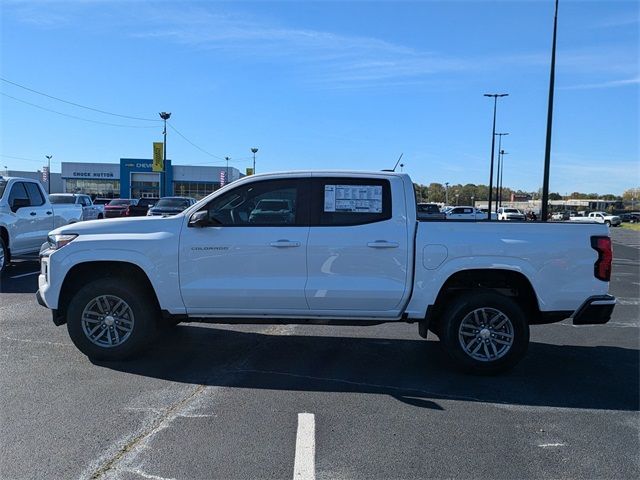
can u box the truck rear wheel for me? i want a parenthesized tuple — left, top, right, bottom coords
(66, 277, 158, 360)
(0, 236, 8, 274)
(439, 292, 529, 375)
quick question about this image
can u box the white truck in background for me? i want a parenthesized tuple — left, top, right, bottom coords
(49, 193, 104, 221)
(570, 211, 621, 227)
(37, 171, 615, 374)
(0, 176, 83, 272)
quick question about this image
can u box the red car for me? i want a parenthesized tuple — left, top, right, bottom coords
(104, 199, 138, 218)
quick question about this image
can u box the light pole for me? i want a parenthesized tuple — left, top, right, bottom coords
(484, 93, 509, 219)
(225, 156, 230, 183)
(445, 182, 450, 206)
(494, 132, 509, 205)
(498, 149, 508, 207)
(400, 163, 405, 172)
(159, 112, 171, 196)
(251, 148, 258, 174)
(471, 195, 475, 208)
(541, 0, 560, 221)
(455, 193, 459, 206)
(45, 155, 52, 194)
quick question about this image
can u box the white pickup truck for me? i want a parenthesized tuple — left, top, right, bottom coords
(37, 171, 615, 374)
(49, 193, 104, 221)
(0, 176, 83, 272)
(570, 211, 621, 227)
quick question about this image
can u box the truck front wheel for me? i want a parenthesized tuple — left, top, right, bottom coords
(0, 236, 8, 274)
(66, 278, 158, 360)
(440, 292, 529, 375)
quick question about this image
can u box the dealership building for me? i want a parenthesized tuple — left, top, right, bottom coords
(61, 159, 242, 199)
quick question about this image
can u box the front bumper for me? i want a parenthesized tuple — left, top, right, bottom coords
(572, 294, 616, 325)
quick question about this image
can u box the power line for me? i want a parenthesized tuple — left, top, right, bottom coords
(0, 77, 160, 122)
(167, 122, 226, 161)
(1, 92, 158, 128)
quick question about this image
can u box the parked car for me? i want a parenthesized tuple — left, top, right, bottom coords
(128, 198, 159, 217)
(620, 212, 640, 223)
(477, 208, 498, 221)
(417, 203, 446, 220)
(49, 193, 104, 221)
(147, 196, 196, 216)
(0, 176, 82, 272)
(104, 199, 139, 218)
(497, 207, 526, 221)
(38, 171, 615, 374)
(570, 211, 621, 227)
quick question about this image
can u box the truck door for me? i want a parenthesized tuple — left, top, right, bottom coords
(305, 176, 410, 315)
(7, 182, 50, 254)
(179, 177, 311, 314)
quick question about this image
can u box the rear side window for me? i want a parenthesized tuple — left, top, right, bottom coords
(25, 183, 45, 206)
(311, 178, 392, 226)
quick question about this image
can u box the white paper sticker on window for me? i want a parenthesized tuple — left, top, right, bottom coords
(324, 185, 383, 213)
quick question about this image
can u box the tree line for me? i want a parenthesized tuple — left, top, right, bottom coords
(413, 183, 637, 205)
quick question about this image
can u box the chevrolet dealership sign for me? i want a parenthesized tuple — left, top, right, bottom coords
(61, 162, 120, 179)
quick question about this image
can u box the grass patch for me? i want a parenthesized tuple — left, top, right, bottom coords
(621, 223, 640, 231)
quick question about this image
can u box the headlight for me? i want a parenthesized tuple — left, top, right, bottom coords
(47, 234, 78, 250)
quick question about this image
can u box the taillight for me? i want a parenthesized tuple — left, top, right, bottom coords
(591, 236, 612, 281)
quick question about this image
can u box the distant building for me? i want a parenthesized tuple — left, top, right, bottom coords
(1, 168, 62, 193)
(510, 193, 531, 202)
(60, 160, 243, 199)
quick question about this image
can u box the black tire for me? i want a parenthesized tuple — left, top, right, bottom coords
(0, 236, 8, 274)
(605, 220, 611, 227)
(439, 292, 529, 375)
(66, 277, 159, 360)
(97, 213, 103, 219)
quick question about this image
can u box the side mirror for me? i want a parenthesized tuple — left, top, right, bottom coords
(11, 198, 30, 213)
(188, 210, 210, 228)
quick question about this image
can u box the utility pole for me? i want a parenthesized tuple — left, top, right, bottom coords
(484, 93, 509, 220)
(541, 0, 559, 222)
(251, 148, 258, 174)
(45, 155, 52, 194)
(159, 112, 171, 196)
(445, 182, 450, 206)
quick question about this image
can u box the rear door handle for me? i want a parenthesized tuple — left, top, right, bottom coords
(270, 240, 301, 248)
(30, 211, 37, 216)
(367, 241, 399, 248)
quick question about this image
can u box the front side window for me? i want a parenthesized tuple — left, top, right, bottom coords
(311, 178, 391, 226)
(8, 182, 29, 206)
(204, 179, 305, 226)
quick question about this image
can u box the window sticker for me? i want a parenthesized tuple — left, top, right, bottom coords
(324, 185, 383, 213)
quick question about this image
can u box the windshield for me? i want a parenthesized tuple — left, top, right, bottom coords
(108, 199, 133, 206)
(49, 195, 75, 204)
(156, 198, 190, 208)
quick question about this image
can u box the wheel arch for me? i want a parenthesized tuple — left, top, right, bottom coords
(427, 269, 541, 331)
(57, 261, 160, 325)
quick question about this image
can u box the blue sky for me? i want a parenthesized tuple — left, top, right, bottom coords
(1, 0, 638, 194)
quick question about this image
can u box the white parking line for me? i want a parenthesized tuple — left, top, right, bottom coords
(293, 413, 316, 480)
(538, 442, 566, 448)
(9, 271, 39, 279)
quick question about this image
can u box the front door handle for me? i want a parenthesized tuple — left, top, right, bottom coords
(46, 211, 52, 215)
(270, 240, 301, 248)
(30, 211, 37, 216)
(367, 241, 399, 248)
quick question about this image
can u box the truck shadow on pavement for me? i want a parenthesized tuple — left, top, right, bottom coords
(96, 324, 639, 413)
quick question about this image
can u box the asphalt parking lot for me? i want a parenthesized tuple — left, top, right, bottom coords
(1, 228, 638, 480)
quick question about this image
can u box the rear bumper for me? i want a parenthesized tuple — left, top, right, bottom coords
(572, 294, 616, 325)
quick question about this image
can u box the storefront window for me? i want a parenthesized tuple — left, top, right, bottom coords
(65, 179, 120, 198)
